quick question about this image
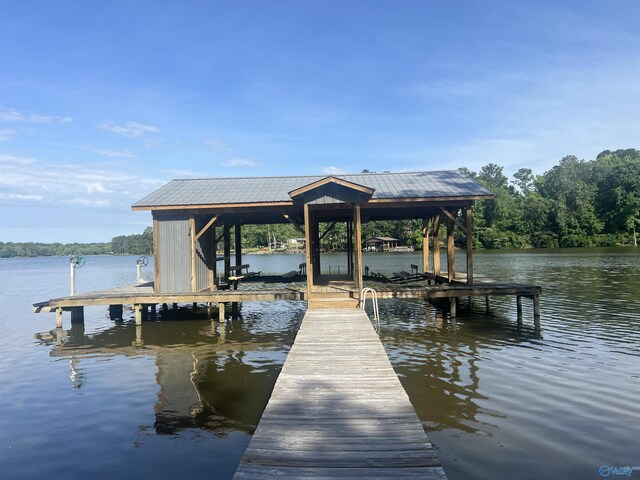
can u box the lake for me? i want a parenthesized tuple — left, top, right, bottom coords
(0, 249, 638, 479)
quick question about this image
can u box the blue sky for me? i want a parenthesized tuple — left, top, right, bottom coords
(1, 0, 639, 242)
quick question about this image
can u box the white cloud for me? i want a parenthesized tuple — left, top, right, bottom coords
(0, 153, 36, 165)
(64, 197, 112, 207)
(322, 166, 347, 175)
(223, 157, 258, 168)
(0, 108, 72, 124)
(0, 129, 16, 141)
(0, 192, 43, 202)
(0, 153, 166, 209)
(85, 182, 113, 194)
(163, 168, 205, 178)
(98, 121, 160, 138)
(203, 138, 233, 152)
(80, 146, 137, 158)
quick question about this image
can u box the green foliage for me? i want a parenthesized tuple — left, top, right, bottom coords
(0, 227, 153, 258)
(472, 148, 639, 249)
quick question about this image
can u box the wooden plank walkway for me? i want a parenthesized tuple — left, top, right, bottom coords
(234, 309, 447, 479)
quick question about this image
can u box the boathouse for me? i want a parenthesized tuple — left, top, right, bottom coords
(365, 236, 400, 252)
(35, 169, 542, 479)
(131, 170, 494, 306)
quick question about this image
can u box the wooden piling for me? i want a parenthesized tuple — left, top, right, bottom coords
(70, 306, 84, 324)
(218, 302, 225, 323)
(134, 304, 143, 325)
(55, 307, 63, 328)
(109, 304, 123, 320)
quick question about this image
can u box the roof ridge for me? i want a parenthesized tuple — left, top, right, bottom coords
(169, 169, 463, 182)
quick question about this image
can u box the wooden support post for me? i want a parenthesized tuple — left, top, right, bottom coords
(485, 296, 491, 314)
(172, 303, 178, 310)
(517, 295, 523, 318)
(346, 221, 353, 275)
(224, 221, 231, 281)
(192, 302, 198, 310)
(422, 217, 430, 273)
(354, 204, 363, 292)
(55, 307, 63, 328)
(70, 306, 84, 324)
(109, 304, 123, 320)
(533, 295, 541, 318)
(211, 226, 217, 290)
(134, 304, 143, 325)
(207, 302, 213, 319)
(189, 215, 197, 292)
(433, 216, 441, 276)
(465, 207, 473, 285)
(218, 302, 226, 323)
(304, 204, 313, 297)
(450, 298, 457, 319)
(314, 215, 321, 277)
(235, 222, 242, 268)
(446, 216, 455, 283)
(150, 304, 157, 320)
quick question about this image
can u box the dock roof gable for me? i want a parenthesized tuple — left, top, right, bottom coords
(288, 176, 375, 204)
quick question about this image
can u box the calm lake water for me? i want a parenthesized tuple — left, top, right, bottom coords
(0, 249, 638, 479)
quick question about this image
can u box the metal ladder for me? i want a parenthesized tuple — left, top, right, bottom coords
(360, 287, 380, 324)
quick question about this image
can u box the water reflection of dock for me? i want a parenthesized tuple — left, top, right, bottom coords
(36, 317, 299, 436)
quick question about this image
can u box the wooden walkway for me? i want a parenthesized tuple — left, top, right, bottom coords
(234, 309, 446, 479)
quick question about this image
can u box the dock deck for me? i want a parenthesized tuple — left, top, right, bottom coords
(33, 271, 541, 326)
(233, 309, 446, 479)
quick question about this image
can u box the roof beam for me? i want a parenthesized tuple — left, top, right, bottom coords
(439, 207, 467, 234)
(282, 213, 305, 234)
(195, 215, 219, 241)
(319, 221, 338, 241)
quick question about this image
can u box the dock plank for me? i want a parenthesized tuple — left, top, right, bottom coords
(233, 309, 447, 479)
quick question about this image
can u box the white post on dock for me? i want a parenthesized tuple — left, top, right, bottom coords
(70, 261, 76, 296)
(136, 256, 148, 285)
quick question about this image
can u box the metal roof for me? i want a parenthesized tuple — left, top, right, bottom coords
(132, 170, 494, 208)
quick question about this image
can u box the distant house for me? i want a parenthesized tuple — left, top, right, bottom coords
(365, 236, 399, 252)
(288, 238, 306, 246)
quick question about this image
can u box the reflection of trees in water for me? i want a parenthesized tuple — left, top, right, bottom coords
(378, 298, 540, 434)
(34, 307, 302, 436)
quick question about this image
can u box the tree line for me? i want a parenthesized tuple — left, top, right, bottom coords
(2, 148, 637, 257)
(0, 227, 153, 258)
(466, 148, 639, 248)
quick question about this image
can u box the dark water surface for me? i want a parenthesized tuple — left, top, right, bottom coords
(0, 249, 638, 479)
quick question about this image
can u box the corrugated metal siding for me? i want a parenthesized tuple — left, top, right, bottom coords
(195, 217, 213, 291)
(132, 170, 495, 208)
(157, 215, 190, 293)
